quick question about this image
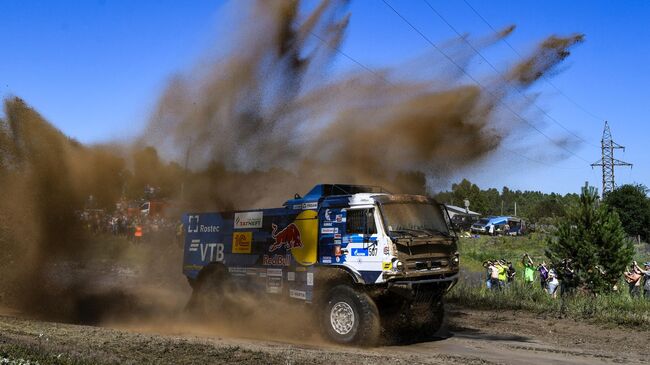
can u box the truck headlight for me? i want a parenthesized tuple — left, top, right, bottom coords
(395, 260, 405, 272)
(452, 253, 460, 266)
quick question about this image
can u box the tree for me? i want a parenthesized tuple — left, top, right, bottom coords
(545, 184, 634, 293)
(603, 184, 650, 242)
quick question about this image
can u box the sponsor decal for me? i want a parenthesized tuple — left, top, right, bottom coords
(342, 236, 349, 243)
(335, 214, 343, 223)
(267, 276, 282, 294)
(189, 239, 200, 252)
(246, 268, 257, 276)
(269, 223, 303, 252)
(382, 261, 392, 270)
(324, 209, 332, 221)
(232, 232, 252, 254)
(323, 222, 332, 227)
(307, 272, 314, 286)
(321, 256, 332, 264)
(199, 243, 224, 262)
(187, 215, 200, 233)
(289, 289, 307, 300)
(292, 204, 302, 210)
(234, 211, 263, 229)
(287, 272, 295, 281)
(199, 225, 220, 233)
(383, 245, 390, 255)
(302, 202, 318, 210)
(228, 267, 247, 276)
(334, 233, 341, 239)
(321, 227, 335, 234)
(351, 248, 369, 256)
(267, 268, 283, 277)
(263, 254, 291, 266)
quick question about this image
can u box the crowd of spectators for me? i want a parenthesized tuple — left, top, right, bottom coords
(78, 209, 181, 245)
(484, 253, 650, 299)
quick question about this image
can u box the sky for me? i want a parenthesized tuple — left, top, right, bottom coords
(1, 0, 648, 195)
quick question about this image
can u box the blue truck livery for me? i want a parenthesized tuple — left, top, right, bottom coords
(182, 184, 459, 345)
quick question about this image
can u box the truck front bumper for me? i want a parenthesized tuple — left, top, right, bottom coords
(389, 272, 459, 286)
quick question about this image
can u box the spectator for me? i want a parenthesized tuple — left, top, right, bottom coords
(636, 262, 650, 299)
(547, 269, 559, 298)
(522, 253, 535, 284)
(497, 260, 508, 289)
(538, 262, 549, 290)
(560, 258, 575, 296)
(483, 261, 493, 289)
(625, 262, 643, 298)
(488, 261, 499, 290)
(506, 261, 516, 286)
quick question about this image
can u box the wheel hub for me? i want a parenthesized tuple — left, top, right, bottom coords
(330, 301, 355, 335)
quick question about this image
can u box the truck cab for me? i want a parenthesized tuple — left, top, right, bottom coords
(182, 184, 459, 345)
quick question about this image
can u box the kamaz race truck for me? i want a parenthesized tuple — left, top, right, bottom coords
(182, 184, 459, 345)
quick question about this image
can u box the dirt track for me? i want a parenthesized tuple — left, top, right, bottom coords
(1, 304, 645, 365)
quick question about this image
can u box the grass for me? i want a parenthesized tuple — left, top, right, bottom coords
(458, 233, 650, 274)
(447, 280, 650, 329)
(458, 233, 549, 272)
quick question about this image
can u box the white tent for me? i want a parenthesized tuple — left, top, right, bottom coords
(444, 204, 481, 219)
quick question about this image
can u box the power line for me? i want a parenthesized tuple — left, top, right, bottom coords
(307, 14, 583, 170)
(461, 0, 605, 122)
(422, 0, 598, 149)
(381, 0, 590, 164)
(309, 31, 395, 86)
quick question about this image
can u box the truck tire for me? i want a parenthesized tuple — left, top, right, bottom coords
(191, 264, 230, 318)
(322, 284, 380, 346)
(417, 299, 445, 339)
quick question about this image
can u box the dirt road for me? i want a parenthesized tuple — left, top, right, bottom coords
(1, 305, 644, 365)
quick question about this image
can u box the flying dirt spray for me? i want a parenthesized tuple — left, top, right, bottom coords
(1, 0, 582, 326)
(145, 0, 583, 210)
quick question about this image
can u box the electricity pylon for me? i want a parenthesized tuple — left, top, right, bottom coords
(591, 121, 632, 195)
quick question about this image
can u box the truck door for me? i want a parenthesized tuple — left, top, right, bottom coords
(344, 208, 378, 257)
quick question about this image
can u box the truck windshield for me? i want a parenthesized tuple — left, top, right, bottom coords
(381, 203, 449, 236)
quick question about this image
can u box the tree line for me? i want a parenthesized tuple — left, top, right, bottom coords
(435, 178, 650, 243)
(434, 178, 580, 223)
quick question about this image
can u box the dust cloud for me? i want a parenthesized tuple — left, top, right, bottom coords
(0, 0, 582, 334)
(145, 0, 583, 209)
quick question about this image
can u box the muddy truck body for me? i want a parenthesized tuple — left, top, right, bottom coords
(182, 184, 459, 345)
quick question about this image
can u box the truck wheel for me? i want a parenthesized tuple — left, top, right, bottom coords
(192, 264, 230, 318)
(322, 285, 380, 346)
(418, 299, 445, 339)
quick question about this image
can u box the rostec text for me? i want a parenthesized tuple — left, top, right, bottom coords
(200, 243, 225, 262)
(199, 225, 220, 233)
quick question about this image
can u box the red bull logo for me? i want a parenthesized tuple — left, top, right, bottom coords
(269, 223, 303, 252)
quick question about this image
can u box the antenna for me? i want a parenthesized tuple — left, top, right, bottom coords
(591, 121, 632, 195)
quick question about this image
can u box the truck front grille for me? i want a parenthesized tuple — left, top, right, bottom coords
(393, 237, 456, 274)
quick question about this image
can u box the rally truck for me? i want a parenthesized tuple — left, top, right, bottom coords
(182, 184, 459, 345)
